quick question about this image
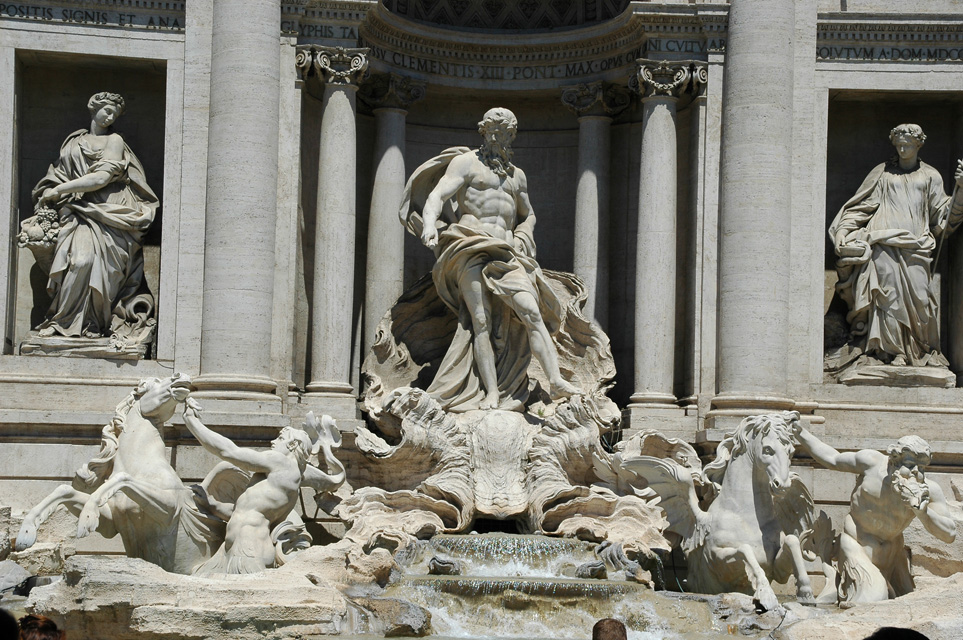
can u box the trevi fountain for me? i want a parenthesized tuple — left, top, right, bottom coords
(2, 2, 963, 639)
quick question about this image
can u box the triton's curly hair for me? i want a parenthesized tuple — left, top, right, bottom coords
(886, 435, 932, 466)
(87, 91, 126, 117)
(889, 123, 926, 146)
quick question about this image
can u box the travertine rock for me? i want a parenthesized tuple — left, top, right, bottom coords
(776, 574, 963, 640)
(27, 555, 349, 640)
(350, 596, 432, 637)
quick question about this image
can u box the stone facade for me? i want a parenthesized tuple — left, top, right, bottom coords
(1, 0, 963, 562)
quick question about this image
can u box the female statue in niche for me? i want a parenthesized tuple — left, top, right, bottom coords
(19, 91, 158, 357)
(828, 124, 963, 382)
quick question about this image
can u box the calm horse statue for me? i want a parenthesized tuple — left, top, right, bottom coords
(624, 411, 815, 612)
(15, 373, 224, 574)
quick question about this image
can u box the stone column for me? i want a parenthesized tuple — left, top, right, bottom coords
(560, 82, 630, 327)
(713, 0, 796, 422)
(628, 61, 706, 418)
(304, 47, 369, 415)
(194, 0, 281, 403)
(360, 73, 426, 355)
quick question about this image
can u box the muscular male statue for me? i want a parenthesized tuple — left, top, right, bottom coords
(794, 425, 956, 604)
(183, 401, 344, 574)
(401, 107, 579, 412)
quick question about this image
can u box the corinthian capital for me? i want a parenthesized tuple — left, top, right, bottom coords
(295, 46, 369, 86)
(561, 81, 631, 118)
(359, 73, 427, 111)
(632, 60, 707, 100)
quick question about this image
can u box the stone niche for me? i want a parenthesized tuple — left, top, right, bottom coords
(11, 51, 167, 357)
(822, 89, 963, 384)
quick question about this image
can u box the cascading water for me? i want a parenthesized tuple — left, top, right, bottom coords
(351, 533, 727, 640)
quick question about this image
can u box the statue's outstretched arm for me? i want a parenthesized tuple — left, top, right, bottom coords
(183, 399, 273, 474)
(794, 425, 877, 473)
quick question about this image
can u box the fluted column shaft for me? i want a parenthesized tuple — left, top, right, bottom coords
(715, 0, 795, 411)
(196, 0, 280, 397)
(361, 74, 425, 355)
(306, 47, 368, 398)
(561, 82, 629, 326)
(632, 94, 679, 407)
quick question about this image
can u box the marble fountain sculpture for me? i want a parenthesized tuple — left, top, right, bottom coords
(9, 108, 962, 639)
(825, 124, 963, 387)
(17, 92, 159, 359)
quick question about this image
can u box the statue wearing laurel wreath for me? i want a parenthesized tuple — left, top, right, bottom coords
(17, 92, 159, 359)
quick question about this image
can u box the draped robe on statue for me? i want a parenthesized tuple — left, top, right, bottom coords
(32, 129, 158, 337)
(829, 159, 956, 366)
(397, 148, 571, 412)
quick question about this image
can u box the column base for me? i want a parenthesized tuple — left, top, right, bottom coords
(624, 395, 696, 442)
(705, 393, 796, 433)
(189, 374, 283, 414)
(303, 381, 360, 423)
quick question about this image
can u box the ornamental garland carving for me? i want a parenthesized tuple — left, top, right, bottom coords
(359, 72, 427, 110)
(560, 81, 631, 118)
(632, 59, 707, 100)
(296, 45, 370, 86)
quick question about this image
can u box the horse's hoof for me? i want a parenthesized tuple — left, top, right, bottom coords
(754, 591, 782, 614)
(77, 509, 98, 538)
(15, 522, 37, 550)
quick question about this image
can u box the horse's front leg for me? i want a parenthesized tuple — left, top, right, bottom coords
(77, 473, 178, 538)
(774, 533, 815, 604)
(17, 485, 117, 550)
(717, 544, 784, 614)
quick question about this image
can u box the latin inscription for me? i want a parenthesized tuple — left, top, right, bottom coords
(0, 3, 182, 29)
(817, 45, 963, 61)
(646, 38, 726, 54)
(366, 44, 643, 81)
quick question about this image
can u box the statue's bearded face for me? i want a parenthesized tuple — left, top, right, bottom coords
(479, 123, 516, 175)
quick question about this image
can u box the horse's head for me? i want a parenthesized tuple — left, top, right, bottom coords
(749, 412, 798, 495)
(134, 373, 193, 423)
(704, 411, 799, 495)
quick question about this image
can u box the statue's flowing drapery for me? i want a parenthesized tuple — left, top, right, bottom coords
(830, 160, 956, 366)
(386, 147, 612, 413)
(32, 129, 158, 337)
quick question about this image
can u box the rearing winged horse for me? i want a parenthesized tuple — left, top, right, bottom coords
(623, 411, 815, 612)
(15, 373, 223, 574)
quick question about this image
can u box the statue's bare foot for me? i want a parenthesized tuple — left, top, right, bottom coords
(549, 379, 581, 401)
(83, 329, 101, 338)
(891, 355, 907, 366)
(37, 326, 55, 338)
(480, 392, 499, 411)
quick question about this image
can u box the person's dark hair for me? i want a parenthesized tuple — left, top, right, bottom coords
(1, 608, 19, 640)
(19, 614, 65, 640)
(592, 618, 627, 640)
(863, 627, 930, 640)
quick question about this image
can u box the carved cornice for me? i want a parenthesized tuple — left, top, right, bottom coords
(359, 72, 426, 111)
(561, 82, 630, 119)
(297, 45, 370, 86)
(632, 59, 707, 100)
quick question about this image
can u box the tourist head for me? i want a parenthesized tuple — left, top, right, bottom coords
(889, 124, 925, 161)
(863, 627, 930, 640)
(1, 608, 19, 640)
(592, 618, 627, 640)
(87, 91, 126, 128)
(19, 614, 65, 640)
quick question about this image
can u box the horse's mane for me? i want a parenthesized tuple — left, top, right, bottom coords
(702, 411, 799, 489)
(74, 379, 151, 488)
